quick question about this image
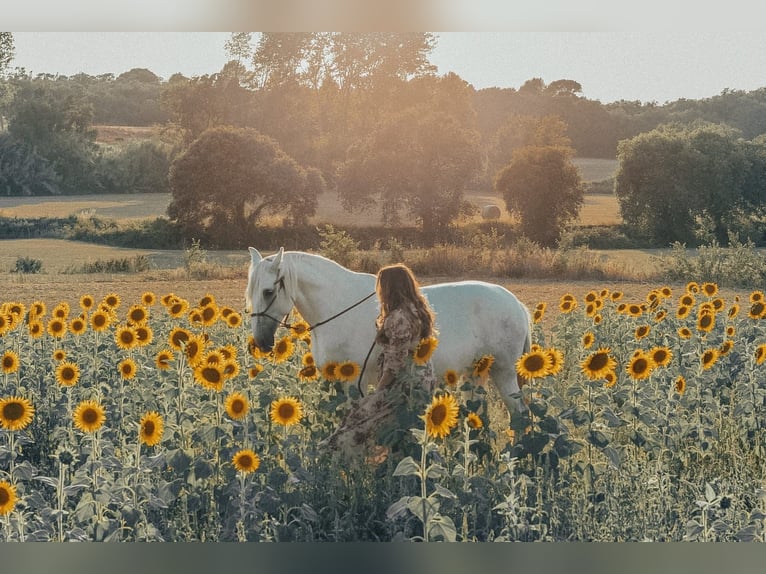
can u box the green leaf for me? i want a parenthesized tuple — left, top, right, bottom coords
(386, 496, 411, 520)
(433, 484, 457, 500)
(392, 456, 420, 477)
(428, 513, 457, 542)
(407, 495, 439, 523)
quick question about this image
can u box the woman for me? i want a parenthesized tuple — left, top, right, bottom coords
(322, 264, 437, 458)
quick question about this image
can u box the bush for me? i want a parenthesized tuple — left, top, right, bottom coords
(12, 255, 43, 274)
(318, 224, 359, 268)
(63, 255, 151, 274)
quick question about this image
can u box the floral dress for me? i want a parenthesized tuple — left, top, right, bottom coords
(322, 303, 436, 458)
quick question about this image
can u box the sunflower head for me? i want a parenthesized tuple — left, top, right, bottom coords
(115, 325, 138, 350)
(582, 332, 595, 349)
(413, 336, 439, 365)
(90, 310, 111, 332)
(701, 348, 719, 370)
(232, 449, 260, 474)
(194, 363, 225, 391)
(69, 317, 87, 336)
(0, 396, 35, 431)
(56, 361, 80, 387)
(634, 325, 650, 340)
(321, 361, 339, 381)
(102, 293, 121, 309)
(626, 352, 654, 381)
(272, 336, 295, 364)
(225, 392, 249, 420)
(47, 318, 67, 338)
(226, 313, 243, 328)
(701, 282, 719, 297)
(298, 364, 319, 382)
(443, 369, 459, 387)
(119, 358, 137, 380)
(756, 344, 766, 366)
(336, 360, 361, 382)
(675, 376, 687, 395)
(73, 400, 106, 433)
(2, 350, 19, 374)
(155, 349, 174, 370)
(270, 396, 303, 426)
(473, 354, 495, 378)
(127, 305, 149, 326)
(466, 412, 483, 430)
(581, 348, 617, 381)
(421, 393, 460, 439)
(141, 291, 157, 306)
(650, 346, 672, 367)
(0, 480, 17, 515)
(248, 364, 264, 379)
(139, 411, 164, 447)
(515, 350, 551, 380)
(52, 349, 66, 362)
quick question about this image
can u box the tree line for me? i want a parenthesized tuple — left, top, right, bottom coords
(2, 32, 766, 249)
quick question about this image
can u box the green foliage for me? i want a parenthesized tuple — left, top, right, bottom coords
(63, 255, 151, 274)
(96, 140, 171, 194)
(317, 224, 359, 268)
(11, 255, 42, 273)
(167, 126, 322, 248)
(0, 133, 60, 195)
(495, 145, 585, 247)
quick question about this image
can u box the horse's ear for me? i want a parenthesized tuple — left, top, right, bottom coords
(272, 247, 284, 269)
(248, 247, 262, 263)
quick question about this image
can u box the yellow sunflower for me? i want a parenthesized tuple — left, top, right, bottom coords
(678, 327, 693, 339)
(160, 293, 177, 306)
(270, 396, 303, 426)
(141, 291, 157, 306)
(696, 313, 715, 333)
(719, 340, 734, 356)
(200, 304, 219, 327)
(155, 349, 174, 370)
(183, 334, 207, 367)
(168, 327, 191, 351)
(56, 361, 80, 387)
(581, 348, 617, 381)
(302, 352, 315, 366)
(654, 310, 667, 323)
(272, 336, 295, 364)
(1, 350, 19, 374)
(728, 304, 740, 319)
(515, 349, 551, 380)
(114, 325, 138, 350)
(73, 400, 106, 433)
(675, 376, 686, 396)
(0, 480, 17, 516)
(28, 320, 44, 339)
(603, 370, 618, 388)
(90, 310, 111, 332)
(321, 361, 339, 381)
(466, 412, 483, 430)
(226, 313, 243, 328)
(634, 325, 651, 340)
(119, 358, 137, 380)
(559, 298, 577, 313)
(336, 361, 361, 382)
(222, 360, 240, 380)
(547, 348, 565, 376)
(47, 318, 67, 338)
(248, 364, 264, 379)
(701, 282, 718, 297)
(650, 346, 673, 368)
(756, 344, 766, 366)
(52, 349, 66, 362)
(626, 304, 643, 318)
(412, 336, 439, 366)
(135, 325, 153, 347)
(102, 293, 121, 309)
(127, 305, 149, 326)
(443, 369, 460, 387)
(298, 364, 319, 382)
(69, 317, 87, 336)
(232, 449, 260, 474)
(533, 303, 546, 323)
(473, 354, 495, 378)
(139, 411, 164, 447)
(79, 294, 95, 311)
(686, 281, 700, 293)
(30, 300, 46, 319)
(52, 302, 70, 319)
(679, 293, 695, 307)
(749, 301, 766, 320)
(701, 348, 719, 371)
(421, 393, 460, 439)
(0, 396, 35, 431)
(225, 392, 249, 420)
(198, 293, 216, 307)
(626, 352, 654, 381)
(610, 291, 624, 301)
(193, 363, 225, 391)
(167, 298, 189, 318)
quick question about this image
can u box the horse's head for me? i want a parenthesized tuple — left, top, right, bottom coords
(245, 247, 293, 352)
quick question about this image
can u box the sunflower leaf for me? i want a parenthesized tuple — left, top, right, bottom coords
(428, 513, 457, 542)
(392, 456, 420, 477)
(386, 496, 411, 520)
(433, 484, 457, 500)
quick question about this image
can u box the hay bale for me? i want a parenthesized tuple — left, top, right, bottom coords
(481, 204, 501, 220)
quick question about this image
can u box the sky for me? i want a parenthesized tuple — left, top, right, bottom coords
(8, 31, 766, 105)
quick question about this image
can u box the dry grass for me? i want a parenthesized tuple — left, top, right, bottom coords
(575, 194, 622, 226)
(572, 157, 619, 182)
(0, 194, 172, 220)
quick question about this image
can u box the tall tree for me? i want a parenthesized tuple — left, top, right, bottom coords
(495, 145, 584, 246)
(0, 32, 13, 74)
(167, 126, 322, 247)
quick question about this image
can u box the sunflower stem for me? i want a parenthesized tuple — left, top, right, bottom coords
(420, 434, 429, 543)
(8, 431, 14, 481)
(57, 460, 65, 542)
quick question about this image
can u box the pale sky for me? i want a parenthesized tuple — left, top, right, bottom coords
(9, 32, 766, 104)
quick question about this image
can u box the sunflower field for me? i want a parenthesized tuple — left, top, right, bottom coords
(2, 283, 766, 541)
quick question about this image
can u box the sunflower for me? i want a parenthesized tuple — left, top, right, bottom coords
(1, 350, 19, 374)
(466, 412, 483, 430)
(679, 293, 695, 307)
(30, 301, 46, 319)
(90, 310, 111, 332)
(634, 325, 651, 340)
(581, 348, 617, 381)
(515, 349, 551, 380)
(321, 361, 339, 381)
(248, 364, 264, 379)
(222, 360, 240, 380)
(200, 304, 219, 327)
(298, 364, 319, 381)
(247, 336, 270, 360)
(532, 307, 545, 324)
(756, 344, 766, 366)
(168, 327, 191, 351)
(69, 317, 87, 336)
(444, 369, 460, 387)
(135, 326, 153, 347)
(183, 334, 207, 367)
(127, 305, 148, 326)
(603, 370, 618, 388)
(115, 325, 138, 350)
(719, 340, 734, 356)
(696, 313, 715, 333)
(160, 293, 177, 306)
(167, 298, 189, 318)
(421, 393, 460, 439)
(155, 349, 174, 370)
(585, 302, 598, 318)
(675, 376, 686, 396)
(0, 396, 35, 431)
(225, 392, 249, 420)
(626, 304, 643, 318)
(102, 293, 121, 309)
(270, 336, 295, 364)
(119, 358, 137, 380)
(701, 282, 719, 297)
(52, 349, 66, 362)
(226, 313, 243, 328)
(546, 348, 565, 376)
(47, 318, 67, 338)
(78, 294, 94, 311)
(193, 363, 225, 391)
(728, 304, 740, 319)
(73, 400, 106, 433)
(413, 336, 439, 365)
(473, 354, 495, 378)
(559, 298, 577, 313)
(336, 361, 361, 382)
(581, 332, 595, 349)
(56, 361, 80, 387)
(141, 291, 157, 306)
(232, 449, 260, 474)
(301, 352, 315, 367)
(650, 346, 673, 367)
(678, 327, 692, 339)
(52, 302, 70, 319)
(749, 301, 766, 320)
(659, 286, 672, 298)
(139, 411, 164, 447)
(686, 281, 700, 293)
(626, 352, 654, 381)
(701, 348, 719, 371)
(0, 315, 9, 337)
(610, 291, 624, 301)
(28, 320, 43, 339)
(270, 396, 303, 426)
(0, 480, 17, 516)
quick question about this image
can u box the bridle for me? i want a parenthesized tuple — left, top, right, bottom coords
(248, 274, 378, 397)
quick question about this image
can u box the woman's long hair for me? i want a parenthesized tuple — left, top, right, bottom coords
(375, 264, 435, 341)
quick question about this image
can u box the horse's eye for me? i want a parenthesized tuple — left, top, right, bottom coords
(263, 288, 275, 299)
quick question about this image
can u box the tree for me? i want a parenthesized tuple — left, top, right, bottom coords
(495, 145, 584, 246)
(167, 126, 323, 247)
(0, 32, 13, 74)
(336, 106, 481, 236)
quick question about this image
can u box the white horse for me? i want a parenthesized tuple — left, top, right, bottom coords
(245, 248, 532, 417)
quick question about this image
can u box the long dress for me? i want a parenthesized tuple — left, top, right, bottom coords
(322, 303, 436, 458)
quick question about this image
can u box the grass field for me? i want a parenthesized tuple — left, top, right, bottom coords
(572, 157, 619, 182)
